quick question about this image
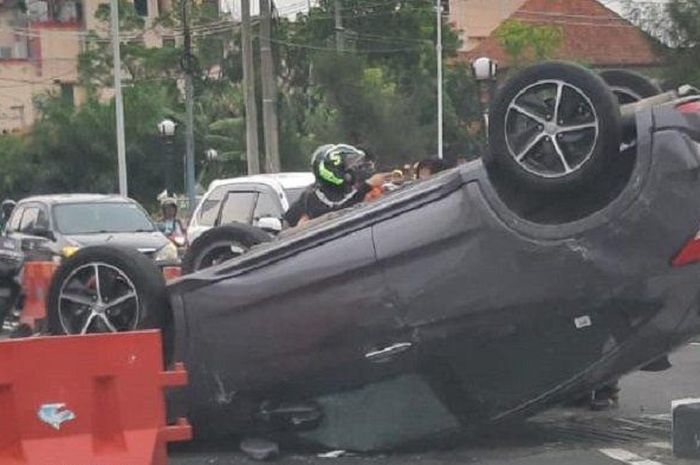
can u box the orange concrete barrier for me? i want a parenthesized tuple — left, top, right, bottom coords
(19, 261, 57, 328)
(0, 330, 191, 465)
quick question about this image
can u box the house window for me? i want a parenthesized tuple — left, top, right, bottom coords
(162, 37, 176, 47)
(134, 0, 148, 16)
(60, 83, 74, 106)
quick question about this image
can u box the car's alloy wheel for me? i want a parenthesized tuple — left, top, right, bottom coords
(599, 69, 662, 105)
(609, 86, 644, 105)
(58, 262, 140, 334)
(486, 61, 621, 194)
(505, 79, 600, 179)
(194, 241, 248, 271)
(181, 223, 272, 274)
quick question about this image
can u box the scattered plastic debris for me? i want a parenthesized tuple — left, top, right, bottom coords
(317, 450, 346, 458)
(240, 437, 280, 461)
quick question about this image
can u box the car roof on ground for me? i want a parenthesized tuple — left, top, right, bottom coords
(208, 172, 314, 191)
(18, 194, 133, 206)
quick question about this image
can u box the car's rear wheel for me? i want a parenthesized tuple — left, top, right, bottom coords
(599, 69, 661, 105)
(486, 61, 622, 193)
(181, 223, 272, 274)
(0, 277, 19, 329)
(47, 245, 169, 336)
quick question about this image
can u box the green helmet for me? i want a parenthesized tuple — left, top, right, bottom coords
(313, 144, 373, 189)
(311, 144, 334, 178)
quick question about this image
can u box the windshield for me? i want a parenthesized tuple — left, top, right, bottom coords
(284, 187, 308, 206)
(54, 202, 155, 235)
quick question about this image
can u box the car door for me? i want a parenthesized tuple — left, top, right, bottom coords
(216, 190, 258, 226)
(252, 187, 283, 223)
(13, 203, 56, 260)
(181, 225, 410, 420)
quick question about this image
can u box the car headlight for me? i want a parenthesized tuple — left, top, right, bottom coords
(153, 242, 178, 262)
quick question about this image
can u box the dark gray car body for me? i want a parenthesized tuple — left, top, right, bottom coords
(165, 103, 700, 446)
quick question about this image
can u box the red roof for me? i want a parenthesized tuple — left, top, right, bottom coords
(458, 0, 665, 68)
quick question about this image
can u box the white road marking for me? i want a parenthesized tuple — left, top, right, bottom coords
(616, 417, 668, 432)
(641, 413, 671, 422)
(599, 448, 666, 465)
(645, 441, 672, 450)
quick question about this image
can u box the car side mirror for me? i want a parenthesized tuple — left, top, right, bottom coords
(257, 216, 282, 233)
(28, 226, 55, 241)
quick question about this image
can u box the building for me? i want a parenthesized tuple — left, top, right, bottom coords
(449, 0, 665, 70)
(0, 0, 171, 133)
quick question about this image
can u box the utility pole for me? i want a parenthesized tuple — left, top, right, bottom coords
(182, 0, 196, 212)
(436, 0, 443, 160)
(334, 0, 343, 51)
(241, 0, 260, 174)
(110, 0, 127, 195)
(260, 0, 280, 172)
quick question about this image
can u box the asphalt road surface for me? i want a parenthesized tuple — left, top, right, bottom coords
(170, 344, 700, 465)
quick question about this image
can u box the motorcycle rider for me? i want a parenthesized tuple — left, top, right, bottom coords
(159, 197, 186, 238)
(284, 144, 388, 228)
(0, 199, 16, 231)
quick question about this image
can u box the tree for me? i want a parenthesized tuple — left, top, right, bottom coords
(275, 0, 482, 166)
(0, 0, 488, 203)
(664, 0, 700, 86)
(495, 20, 563, 69)
(619, 0, 687, 85)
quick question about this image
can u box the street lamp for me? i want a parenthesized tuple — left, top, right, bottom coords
(471, 57, 498, 132)
(205, 148, 219, 161)
(158, 119, 177, 195)
(436, 0, 444, 160)
(471, 57, 498, 82)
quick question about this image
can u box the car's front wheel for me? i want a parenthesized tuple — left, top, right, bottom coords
(181, 223, 272, 274)
(599, 69, 662, 105)
(47, 245, 170, 336)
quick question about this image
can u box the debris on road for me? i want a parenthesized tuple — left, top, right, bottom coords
(317, 450, 346, 458)
(240, 438, 280, 461)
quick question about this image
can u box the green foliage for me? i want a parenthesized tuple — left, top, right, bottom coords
(495, 20, 563, 68)
(277, 0, 482, 167)
(0, 135, 34, 200)
(665, 0, 700, 87)
(1, 0, 489, 203)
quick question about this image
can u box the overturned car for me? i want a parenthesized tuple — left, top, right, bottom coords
(41, 62, 700, 450)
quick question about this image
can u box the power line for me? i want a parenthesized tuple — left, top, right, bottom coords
(260, 34, 446, 52)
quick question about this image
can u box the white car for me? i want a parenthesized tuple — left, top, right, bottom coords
(187, 172, 314, 244)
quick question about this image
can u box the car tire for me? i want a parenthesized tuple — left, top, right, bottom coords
(0, 277, 19, 329)
(486, 61, 622, 193)
(599, 69, 661, 104)
(47, 245, 170, 336)
(181, 223, 272, 274)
